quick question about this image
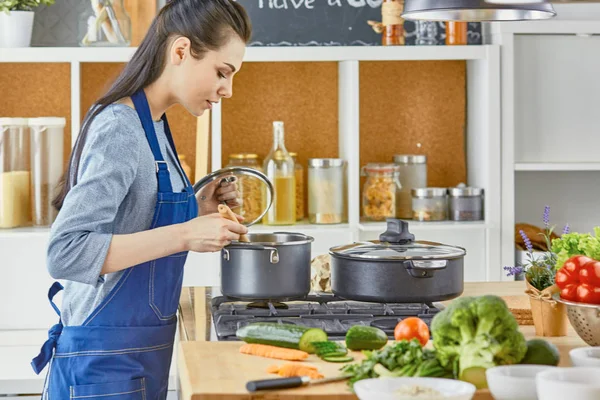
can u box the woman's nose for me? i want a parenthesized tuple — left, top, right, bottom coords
(218, 80, 233, 99)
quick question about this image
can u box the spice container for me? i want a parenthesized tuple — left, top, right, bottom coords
(393, 155, 427, 219)
(0, 118, 31, 228)
(411, 188, 448, 221)
(446, 21, 468, 45)
(226, 153, 264, 224)
(289, 152, 304, 222)
(29, 118, 65, 227)
(368, 0, 405, 45)
(448, 186, 484, 221)
(308, 158, 347, 224)
(362, 163, 402, 222)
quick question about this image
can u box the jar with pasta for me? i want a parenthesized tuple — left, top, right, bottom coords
(361, 163, 402, 222)
(226, 153, 264, 224)
(289, 152, 304, 221)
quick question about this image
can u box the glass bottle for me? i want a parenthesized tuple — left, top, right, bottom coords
(263, 122, 296, 225)
(79, 0, 132, 47)
(226, 153, 264, 224)
(446, 21, 468, 45)
(382, 0, 405, 45)
(289, 152, 304, 222)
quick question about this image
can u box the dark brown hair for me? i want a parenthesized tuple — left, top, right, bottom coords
(52, 0, 251, 210)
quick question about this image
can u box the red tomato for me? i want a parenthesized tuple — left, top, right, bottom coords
(394, 317, 430, 346)
(555, 269, 575, 289)
(576, 284, 600, 305)
(563, 255, 594, 277)
(580, 260, 600, 287)
(560, 284, 579, 302)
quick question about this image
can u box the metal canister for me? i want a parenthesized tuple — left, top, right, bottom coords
(448, 187, 484, 221)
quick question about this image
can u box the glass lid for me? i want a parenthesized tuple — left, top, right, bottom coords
(193, 166, 274, 227)
(329, 219, 466, 261)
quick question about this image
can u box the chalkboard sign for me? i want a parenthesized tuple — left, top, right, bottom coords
(236, 0, 482, 46)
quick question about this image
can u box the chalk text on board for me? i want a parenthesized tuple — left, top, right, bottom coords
(257, 0, 383, 9)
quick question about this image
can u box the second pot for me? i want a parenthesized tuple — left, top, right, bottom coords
(221, 232, 314, 301)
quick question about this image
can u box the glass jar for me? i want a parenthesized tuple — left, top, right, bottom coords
(289, 152, 304, 222)
(411, 188, 448, 221)
(446, 21, 468, 45)
(226, 153, 264, 224)
(393, 155, 427, 219)
(308, 158, 347, 225)
(79, 0, 132, 47)
(381, 0, 405, 45)
(448, 186, 484, 221)
(361, 163, 402, 222)
(29, 118, 66, 227)
(0, 118, 31, 228)
(263, 121, 296, 225)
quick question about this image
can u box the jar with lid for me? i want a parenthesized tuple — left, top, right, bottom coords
(29, 118, 66, 227)
(289, 152, 304, 222)
(448, 186, 484, 221)
(393, 155, 427, 219)
(381, 0, 405, 45)
(411, 188, 448, 221)
(308, 158, 347, 224)
(226, 153, 264, 224)
(0, 118, 31, 228)
(362, 163, 402, 222)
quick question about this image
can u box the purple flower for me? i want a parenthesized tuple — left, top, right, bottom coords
(543, 205, 550, 227)
(563, 223, 570, 235)
(520, 230, 533, 253)
(504, 266, 524, 277)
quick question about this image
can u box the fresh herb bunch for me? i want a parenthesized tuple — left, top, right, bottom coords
(504, 206, 569, 291)
(0, 0, 55, 12)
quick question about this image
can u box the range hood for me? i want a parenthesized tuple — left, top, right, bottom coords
(401, 0, 557, 21)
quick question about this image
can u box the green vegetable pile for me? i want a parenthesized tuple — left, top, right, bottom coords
(552, 227, 600, 270)
(340, 339, 452, 387)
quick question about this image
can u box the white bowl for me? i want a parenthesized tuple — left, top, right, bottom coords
(354, 377, 476, 400)
(536, 367, 600, 400)
(570, 347, 600, 367)
(486, 365, 556, 400)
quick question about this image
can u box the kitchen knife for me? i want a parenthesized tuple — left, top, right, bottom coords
(246, 375, 351, 392)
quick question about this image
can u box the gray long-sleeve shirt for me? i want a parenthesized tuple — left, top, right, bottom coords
(47, 103, 187, 326)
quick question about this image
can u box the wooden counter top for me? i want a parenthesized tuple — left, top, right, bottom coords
(177, 282, 587, 400)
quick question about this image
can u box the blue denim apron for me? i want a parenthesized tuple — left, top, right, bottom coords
(31, 89, 198, 399)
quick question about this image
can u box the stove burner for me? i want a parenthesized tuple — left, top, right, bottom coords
(210, 293, 442, 342)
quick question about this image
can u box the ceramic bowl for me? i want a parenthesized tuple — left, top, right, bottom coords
(353, 377, 476, 400)
(486, 365, 556, 400)
(536, 367, 600, 400)
(570, 347, 600, 367)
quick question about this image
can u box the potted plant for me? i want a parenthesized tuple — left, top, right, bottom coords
(0, 0, 55, 47)
(505, 206, 570, 337)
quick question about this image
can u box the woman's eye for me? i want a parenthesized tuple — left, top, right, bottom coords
(218, 71, 226, 79)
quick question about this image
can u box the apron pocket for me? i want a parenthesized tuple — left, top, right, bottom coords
(149, 256, 187, 320)
(70, 377, 146, 399)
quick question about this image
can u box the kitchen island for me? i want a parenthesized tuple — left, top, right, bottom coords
(177, 282, 586, 400)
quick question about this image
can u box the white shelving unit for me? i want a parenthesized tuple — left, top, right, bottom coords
(488, 3, 600, 274)
(0, 44, 501, 331)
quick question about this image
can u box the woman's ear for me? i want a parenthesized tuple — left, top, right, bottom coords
(169, 36, 191, 66)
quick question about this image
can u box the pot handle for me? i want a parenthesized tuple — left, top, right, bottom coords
(222, 246, 280, 264)
(405, 260, 447, 278)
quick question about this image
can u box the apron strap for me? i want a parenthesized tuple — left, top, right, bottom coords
(31, 282, 64, 374)
(161, 114, 193, 188)
(131, 90, 173, 193)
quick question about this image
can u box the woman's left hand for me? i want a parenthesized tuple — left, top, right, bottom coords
(196, 175, 242, 217)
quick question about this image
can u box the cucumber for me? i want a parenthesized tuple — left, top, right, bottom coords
(345, 325, 388, 351)
(236, 322, 327, 354)
(322, 355, 354, 363)
(311, 341, 348, 357)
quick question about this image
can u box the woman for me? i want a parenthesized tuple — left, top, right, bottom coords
(31, 1, 251, 398)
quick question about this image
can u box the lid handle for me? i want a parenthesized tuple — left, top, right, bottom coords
(379, 219, 415, 244)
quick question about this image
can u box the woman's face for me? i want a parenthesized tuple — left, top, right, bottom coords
(170, 35, 246, 117)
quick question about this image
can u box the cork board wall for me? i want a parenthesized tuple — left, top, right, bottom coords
(221, 62, 339, 217)
(80, 63, 198, 174)
(0, 63, 71, 168)
(359, 60, 467, 187)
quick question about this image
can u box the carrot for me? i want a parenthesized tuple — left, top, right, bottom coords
(239, 343, 309, 361)
(267, 363, 324, 379)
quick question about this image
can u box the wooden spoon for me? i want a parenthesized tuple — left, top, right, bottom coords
(218, 204, 250, 243)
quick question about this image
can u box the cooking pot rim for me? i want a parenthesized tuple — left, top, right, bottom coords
(328, 240, 466, 261)
(227, 231, 315, 247)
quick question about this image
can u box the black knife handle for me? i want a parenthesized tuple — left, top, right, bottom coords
(246, 376, 305, 392)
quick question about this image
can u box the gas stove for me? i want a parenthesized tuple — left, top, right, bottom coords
(210, 292, 443, 341)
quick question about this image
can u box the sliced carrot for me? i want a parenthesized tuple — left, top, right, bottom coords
(239, 343, 309, 361)
(266, 362, 324, 379)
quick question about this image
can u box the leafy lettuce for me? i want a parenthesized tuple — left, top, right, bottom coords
(551, 227, 600, 269)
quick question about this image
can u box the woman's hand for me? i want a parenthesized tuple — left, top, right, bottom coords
(181, 213, 248, 253)
(196, 175, 242, 216)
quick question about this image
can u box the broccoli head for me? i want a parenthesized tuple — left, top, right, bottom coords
(431, 295, 527, 389)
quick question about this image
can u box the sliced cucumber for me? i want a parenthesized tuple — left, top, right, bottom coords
(322, 355, 355, 363)
(236, 322, 327, 354)
(311, 341, 348, 357)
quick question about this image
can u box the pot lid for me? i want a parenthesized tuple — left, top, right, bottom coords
(329, 219, 466, 261)
(193, 166, 274, 227)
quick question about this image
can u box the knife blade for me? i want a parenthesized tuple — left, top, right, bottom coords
(246, 375, 351, 392)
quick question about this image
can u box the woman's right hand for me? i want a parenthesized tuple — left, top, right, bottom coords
(181, 213, 248, 253)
